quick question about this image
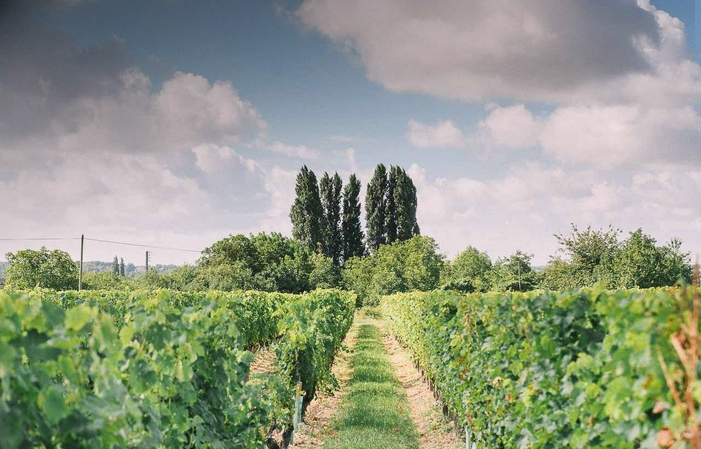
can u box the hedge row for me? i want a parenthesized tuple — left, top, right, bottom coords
(0, 288, 355, 449)
(381, 288, 692, 448)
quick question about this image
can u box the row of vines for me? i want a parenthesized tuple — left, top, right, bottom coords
(0, 288, 355, 449)
(381, 287, 700, 448)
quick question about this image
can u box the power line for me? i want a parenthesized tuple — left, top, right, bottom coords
(0, 238, 79, 241)
(83, 238, 201, 253)
(0, 236, 201, 253)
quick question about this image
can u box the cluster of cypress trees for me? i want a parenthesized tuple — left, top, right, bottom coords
(112, 256, 126, 276)
(365, 164, 419, 251)
(290, 163, 419, 263)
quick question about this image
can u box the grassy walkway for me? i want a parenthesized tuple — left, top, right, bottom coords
(324, 320, 420, 449)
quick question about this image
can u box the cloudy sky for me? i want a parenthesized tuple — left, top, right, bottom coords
(1, 0, 700, 266)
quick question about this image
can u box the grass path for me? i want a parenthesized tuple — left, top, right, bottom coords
(324, 319, 420, 449)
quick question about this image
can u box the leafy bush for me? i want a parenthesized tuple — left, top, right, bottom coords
(382, 288, 693, 448)
(0, 288, 355, 449)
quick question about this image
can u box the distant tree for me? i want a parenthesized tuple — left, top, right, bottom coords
(320, 172, 343, 265)
(119, 258, 125, 277)
(541, 225, 691, 290)
(659, 238, 693, 285)
(309, 252, 341, 289)
(442, 246, 493, 292)
(365, 163, 388, 251)
(199, 232, 335, 293)
(83, 271, 130, 290)
(554, 224, 621, 287)
(112, 256, 119, 276)
(343, 235, 444, 306)
(4, 247, 78, 290)
(290, 166, 324, 251)
(386, 166, 400, 244)
(342, 174, 365, 262)
(490, 250, 537, 292)
(395, 168, 419, 239)
(612, 230, 691, 288)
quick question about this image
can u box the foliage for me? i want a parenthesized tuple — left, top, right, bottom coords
(320, 172, 344, 265)
(382, 288, 697, 448)
(391, 166, 419, 241)
(4, 247, 78, 291)
(489, 250, 538, 292)
(0, 290, 270, 448)
(343, 235, 444, 306)
(0, 288, 355, 449)
(275, 290, 355, 409)
(365, 164, 419, 251)
(365, 163, 388, 251)
(198, 232, 336, 293)
(290, 165, 324, 251)
(341, 174, 365, 262)
(309, 252, 342, 289)
(81, 271, 130, 290)
(441, 246, 493, 292)
(542, 226, 691, 290)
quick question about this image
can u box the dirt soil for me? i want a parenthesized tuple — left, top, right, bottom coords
(250, 348, 278, 376)
(288, 320, 358, 448)
(382, 328, 463, 449)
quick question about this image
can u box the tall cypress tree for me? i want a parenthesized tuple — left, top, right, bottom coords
(365, 163, 388, 251)
(119, 258, 125, 277)
(290, 166, 324, 251)
(320, 172, 343, 264)
(385, 166, 401, 244)
(342, 174, 365, 261)
(395, 168, 420, 240)
(112, 256, 119, 276)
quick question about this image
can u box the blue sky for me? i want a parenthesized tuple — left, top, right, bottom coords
(2, 0, 701, 266)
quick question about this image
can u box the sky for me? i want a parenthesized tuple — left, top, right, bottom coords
(1, 0, 701, 266)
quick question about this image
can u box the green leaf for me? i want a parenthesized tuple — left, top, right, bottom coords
(65, 305, 95, 331)
(42, 386, 68, 424)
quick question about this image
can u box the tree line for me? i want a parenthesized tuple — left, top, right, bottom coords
(290, 163, 419, 264)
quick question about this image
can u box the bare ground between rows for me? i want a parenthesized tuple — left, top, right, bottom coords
(250, 347, 278, 376)
(381, 326, 463, 449)
(288, 316, 359, 448)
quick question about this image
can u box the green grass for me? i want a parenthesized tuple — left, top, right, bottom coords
(324, 322, 420, 449)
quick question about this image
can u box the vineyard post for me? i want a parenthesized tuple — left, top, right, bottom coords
(79, 234, 84, 291)
(291, 381, 303, 444)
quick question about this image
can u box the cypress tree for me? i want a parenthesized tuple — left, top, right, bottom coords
(395, 168, 420, 240)
(112, 256, 119, 276)
(320, 172, 343, 264)
(119, 258, 125, 277)
(342, 174, 365, 261)
(290, 166, 324, 252)
(385, 166, 401, 244)
(365, 163, 388, 251)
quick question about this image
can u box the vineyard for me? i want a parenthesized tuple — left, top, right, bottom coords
(2, 285, 700, 448)
(0, 289, 354, 449)
(381, 288, 700, 448)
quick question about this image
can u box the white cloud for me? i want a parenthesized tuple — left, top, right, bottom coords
(297, 0, 701, 104)
(407, 119, 465, 148)
(408, 162, 701, 263)
(268, 141, 321, 159)
(477, 104, 541, 149)
(154, 72, 266, 149)
(410, 103, 701, 167)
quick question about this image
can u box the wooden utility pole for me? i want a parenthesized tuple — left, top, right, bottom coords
(79, 234, 84, 291)
(145, 250, 149, 272)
